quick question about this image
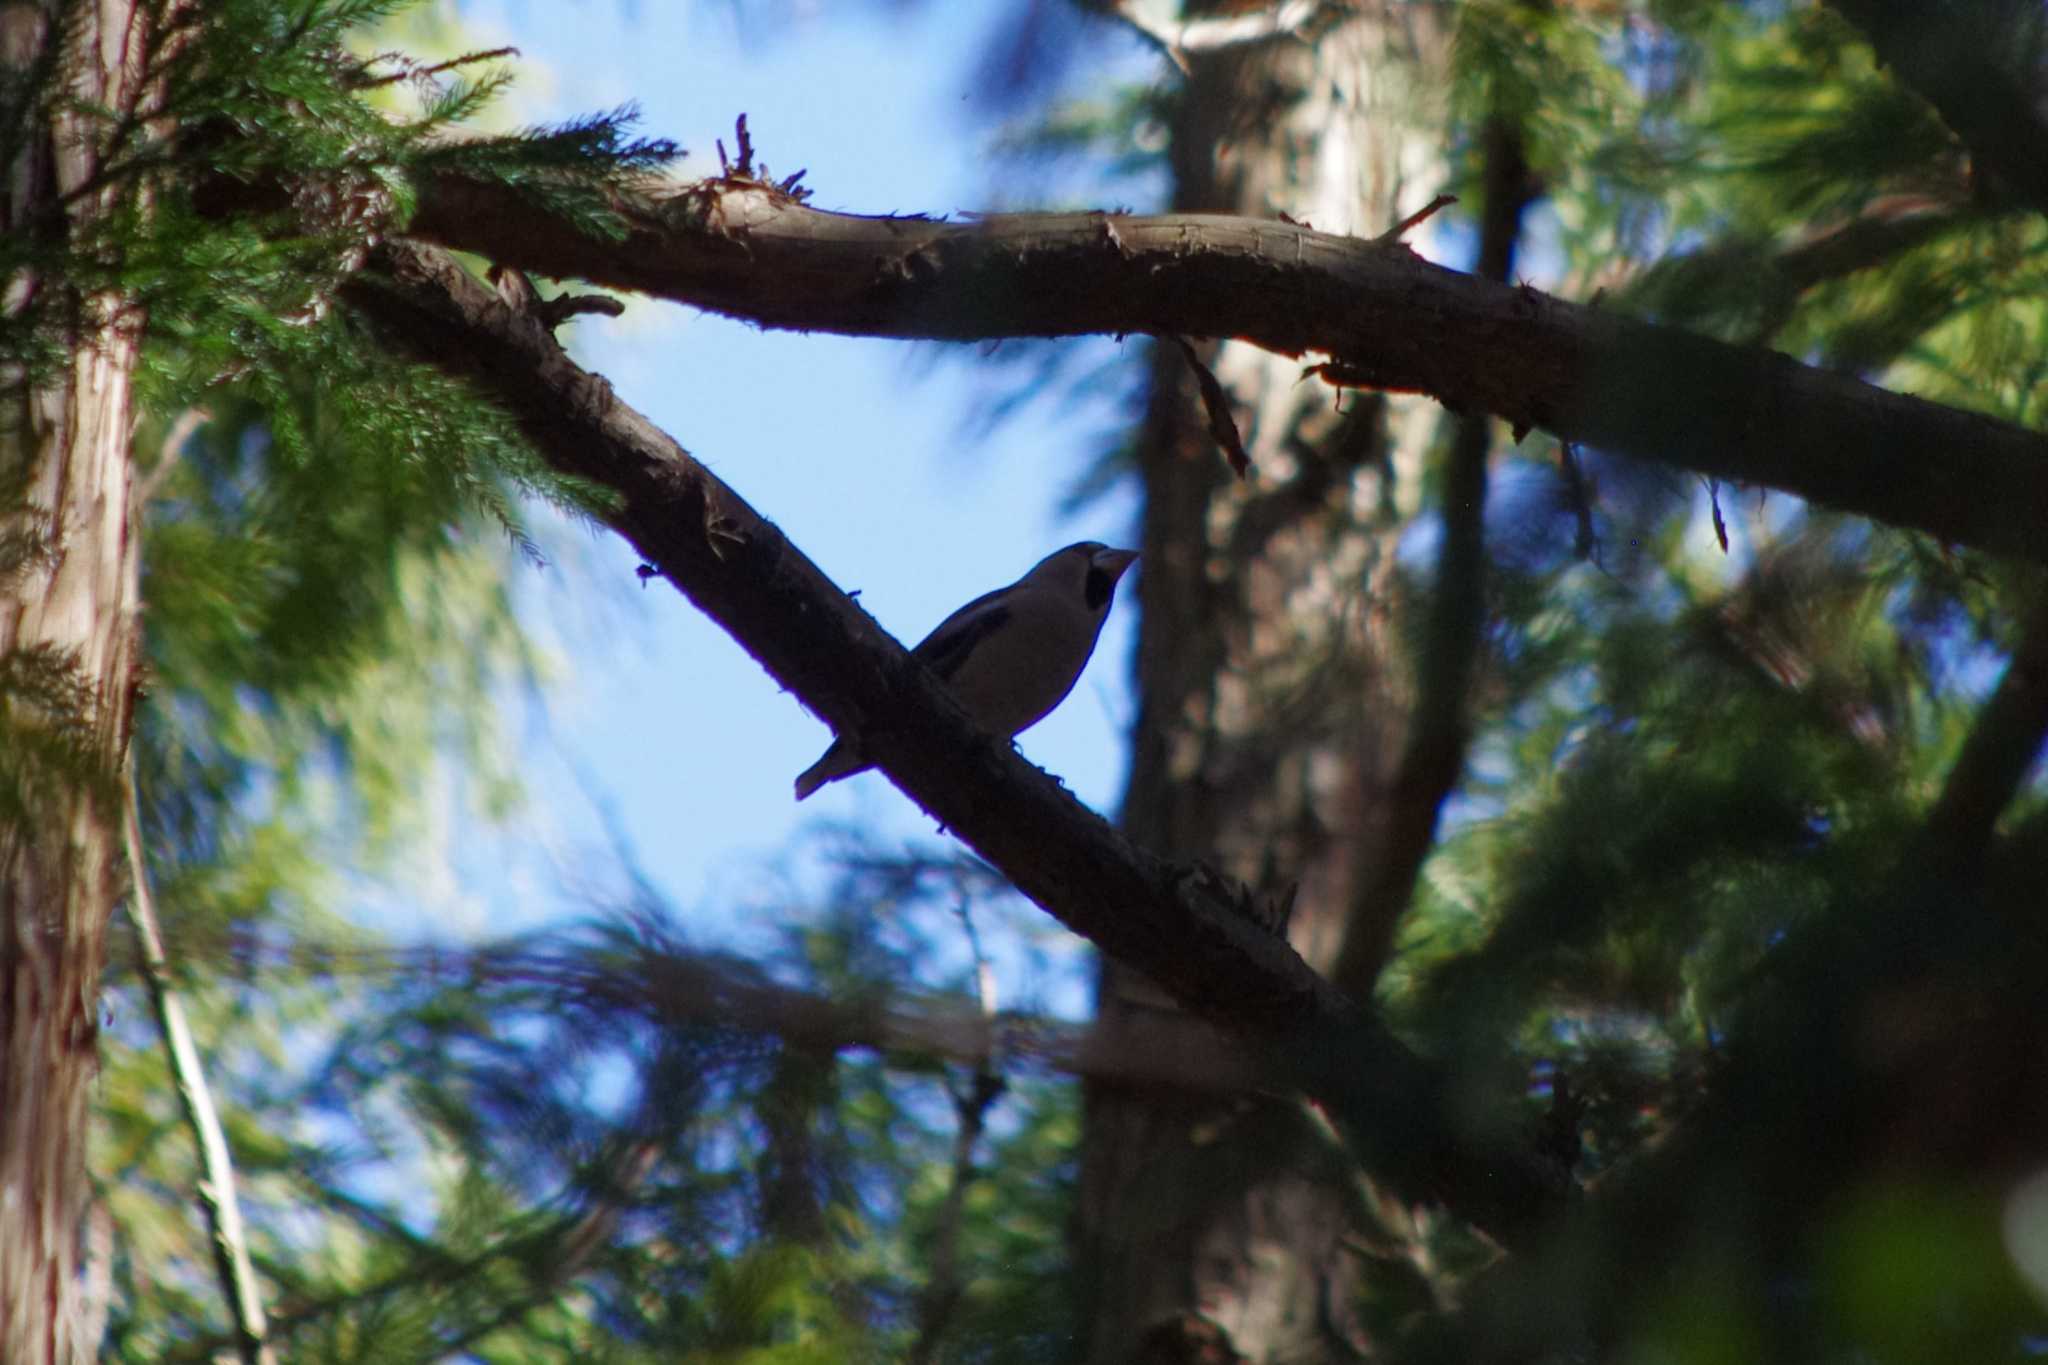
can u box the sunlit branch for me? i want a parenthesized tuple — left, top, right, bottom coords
(122, 779, 275, 1365)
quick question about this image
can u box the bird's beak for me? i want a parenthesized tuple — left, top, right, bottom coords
(1098, 548, 1139, 580)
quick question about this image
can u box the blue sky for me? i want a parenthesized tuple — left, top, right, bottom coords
(410, 3, 1157, 988)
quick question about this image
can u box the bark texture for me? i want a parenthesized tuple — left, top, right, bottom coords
(1078, 9, 1454, 1361)
(0, 4, 152, 1361)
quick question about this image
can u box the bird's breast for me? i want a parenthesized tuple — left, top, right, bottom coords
(946, 606, 1101, 737)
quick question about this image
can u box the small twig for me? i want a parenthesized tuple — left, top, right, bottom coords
(1376, 192, 1457, 244)
(717, 112, 756, 178)
(139, 405, 207, 505)
(1170, 335, 1251, 478)
(124, 778, 275, 1365)
(1707, 477, 1730, 554)
(350, 46, 518, 91)
(708, 114, 809, 202)
(531, 292, 624, 328)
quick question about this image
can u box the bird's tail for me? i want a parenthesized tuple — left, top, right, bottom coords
(793, 740, 865, 801)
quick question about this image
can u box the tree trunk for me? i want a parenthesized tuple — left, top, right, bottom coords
(1077, 6, 1453, 1361)
(1, 4, 151, 1361)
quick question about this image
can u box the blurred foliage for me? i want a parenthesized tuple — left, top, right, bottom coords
(1370, 3, 2048, 1361)
(102, 847, 1080, 1362)
(41, 0, 2048, 1363)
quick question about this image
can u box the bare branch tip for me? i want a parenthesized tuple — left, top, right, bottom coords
(1708, 477, 1730, 554)
(533, 292, 626, 328)
(1378, 192, 1458, 244)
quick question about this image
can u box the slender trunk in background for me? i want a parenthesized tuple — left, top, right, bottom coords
(1077, 6, 1453, 1360)
(1, 4, 153, 1360)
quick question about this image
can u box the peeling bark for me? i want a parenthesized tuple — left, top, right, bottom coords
(0, 4, 153, 1361)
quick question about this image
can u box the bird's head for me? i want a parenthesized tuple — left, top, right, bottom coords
(1031, 541, 1139, 612)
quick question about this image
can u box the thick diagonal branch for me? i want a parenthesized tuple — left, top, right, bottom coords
(394, 172, 2048, 564)
(340, 240, 1574, 1248)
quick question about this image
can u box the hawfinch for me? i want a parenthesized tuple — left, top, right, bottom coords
(794, 541, 1139, 800)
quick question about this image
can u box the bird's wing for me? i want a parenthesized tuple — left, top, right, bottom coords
(912, 590, 1014, 682)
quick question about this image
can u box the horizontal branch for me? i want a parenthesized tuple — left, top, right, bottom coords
(473, 932, 1267, 1095)
(400, 171, 2048, 564)
(340, 241, 1574, 1247)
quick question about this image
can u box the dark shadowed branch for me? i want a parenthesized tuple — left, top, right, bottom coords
(339, 240, 1575, 1247)
(1826, 0, 2048, 222)
(1921, 595, 2048, 875)
(391, 168, 2048, 564)
(1757, 201, 1986, 342)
